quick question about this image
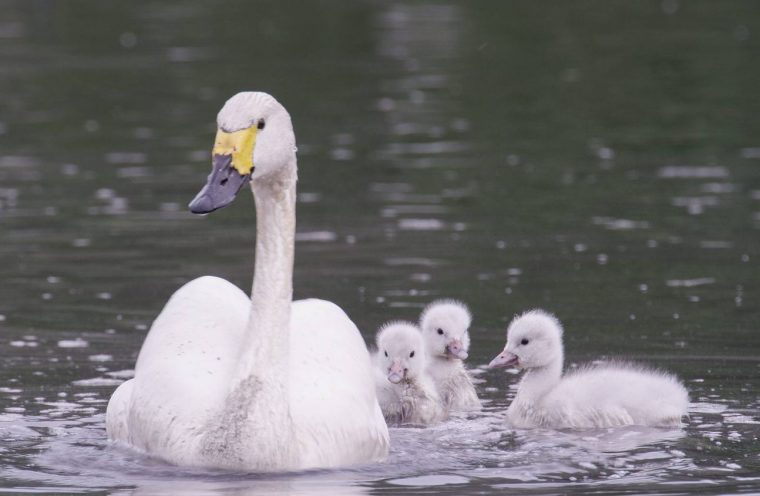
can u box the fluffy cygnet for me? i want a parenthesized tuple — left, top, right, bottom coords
(489, 309, 689, 429)
(374, 321, 446, 426)
(419, 300, 481, 412)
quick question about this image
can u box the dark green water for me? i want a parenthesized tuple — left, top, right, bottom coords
(1, 1, 759, 494)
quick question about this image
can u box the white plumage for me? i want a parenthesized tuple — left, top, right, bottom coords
(373, 321, 446, 426)
(489, 309, 689, 429)
(419, 300, 481, 412)
(105, 92, 389, 471)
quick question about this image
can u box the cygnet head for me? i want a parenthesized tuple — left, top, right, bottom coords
(489, 309, 564, 370)
(376, 321, 427, 384)
(419, 299, 472, 360)
(189, 91, 297, 214)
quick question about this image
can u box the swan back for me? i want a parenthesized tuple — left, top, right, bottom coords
(419, 299, 472, 360)
(545, 361, 689, 427)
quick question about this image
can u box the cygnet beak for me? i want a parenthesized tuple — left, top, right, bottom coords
(387, 360, 405, 384)
(489, 349, 519, 368)
(445, 339, 468, 360)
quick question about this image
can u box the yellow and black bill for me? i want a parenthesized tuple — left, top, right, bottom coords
(188, 126, 257, 214)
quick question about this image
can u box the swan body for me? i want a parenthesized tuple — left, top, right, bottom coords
(106, 92, 389, 471)
(489, 309, 688, 429)
(419, 300, 480, 412)
(373, 322, 446, 426)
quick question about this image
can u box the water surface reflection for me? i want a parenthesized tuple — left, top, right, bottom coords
(1, 0, 759, 494)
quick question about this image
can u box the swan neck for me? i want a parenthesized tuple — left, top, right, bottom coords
(205, 156, 298, 470)
(515, 357, 563, 404)
(246, 163, 297, 374)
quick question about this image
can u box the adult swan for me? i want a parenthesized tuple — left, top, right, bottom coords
(106, 92, 390, 471)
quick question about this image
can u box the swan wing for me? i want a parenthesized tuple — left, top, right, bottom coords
(106, 276, 249, 463)
(545, 364, 688, 428)
(290, 298, 389, 468)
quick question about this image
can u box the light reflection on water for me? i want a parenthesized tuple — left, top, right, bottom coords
(1, 0, 760, 494)
(1, 379, 755, 494)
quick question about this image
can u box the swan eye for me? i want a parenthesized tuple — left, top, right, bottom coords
(409, 351, 415, 358)
(521, 338, 529, 346)
(257, 119, 266, 130)
(437, 328, 444, 335)
(384, 350, 388, 357)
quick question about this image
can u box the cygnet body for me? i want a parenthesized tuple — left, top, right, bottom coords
(419, 300, 480, 412)
(374, 321, 446, 426)
(489, 309, 688, 429)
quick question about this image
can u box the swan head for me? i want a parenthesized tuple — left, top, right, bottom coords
(489, 309, 563, 370)
(419, 299, 472, 361)
(376, 321, 427, 384)
(189, 91, 296, 214)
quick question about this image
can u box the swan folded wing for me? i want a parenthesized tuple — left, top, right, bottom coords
(289, 299, 389, 468)
(105, 378, 133, 443)
(544, 363, 688, 428)
(401, 377, 446, 426)
(118, 276, 251, 462)
(443, 366, 481, 412)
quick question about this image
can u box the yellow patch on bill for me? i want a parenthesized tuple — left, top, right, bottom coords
(212, 126, 257, 175)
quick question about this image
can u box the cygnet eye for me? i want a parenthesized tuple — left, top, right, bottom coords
(409, 351, 415, 358)
(384, 350, 388, 357)
(437, 328, 444, 335)
(257, 119, 266, 130)
(520, 338, 530, 346)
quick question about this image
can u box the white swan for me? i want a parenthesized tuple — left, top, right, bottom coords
(373, 321, 446, 426)
(105, 92, 389, 471)
(489, 309, 689, 429)
(419, 300, 481, 412)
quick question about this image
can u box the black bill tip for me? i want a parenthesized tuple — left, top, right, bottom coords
(188, 154, 251, 214)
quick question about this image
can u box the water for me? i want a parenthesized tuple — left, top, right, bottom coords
(1, 1, 759, 493)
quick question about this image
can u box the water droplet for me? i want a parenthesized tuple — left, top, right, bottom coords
(734, 24, 750, 42)
(61, 163, 79, 176)
(57, 338, 89, 348)
(119, 31, 137, 48)
(662, 0, 679, 15)
(376, 98, 395, 112)
(84, 119, 99, 133)
(72, 238, 91, 248)
(88, 354, 113, 362)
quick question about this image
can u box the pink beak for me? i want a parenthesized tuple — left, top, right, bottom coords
(387, 360, 405, 384)
(446, 339, 468, 360)
(489, 349, 519, 368)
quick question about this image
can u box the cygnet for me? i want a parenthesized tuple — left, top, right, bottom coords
(489, 309, 689, 429)
(374, 321, 446, 426)
(419, 300, 481, 412)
